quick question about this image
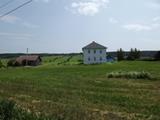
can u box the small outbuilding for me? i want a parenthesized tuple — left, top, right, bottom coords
(16, 55, 42, 66)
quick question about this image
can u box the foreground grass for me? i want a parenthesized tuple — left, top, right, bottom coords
(0, 60, 160, 119)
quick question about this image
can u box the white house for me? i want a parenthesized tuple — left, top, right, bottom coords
(82, 41, 107, 64)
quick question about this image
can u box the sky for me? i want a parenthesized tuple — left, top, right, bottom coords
(0, 0, 160, 53)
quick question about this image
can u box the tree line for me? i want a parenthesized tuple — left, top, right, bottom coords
(0, 50, 160, 68)
(117, 48, 160, 61)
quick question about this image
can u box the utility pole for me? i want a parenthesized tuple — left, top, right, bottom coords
(26, 48, 29, 66)
(27, 48, 29, 55)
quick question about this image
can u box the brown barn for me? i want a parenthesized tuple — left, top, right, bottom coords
(16, 55, 42, 66)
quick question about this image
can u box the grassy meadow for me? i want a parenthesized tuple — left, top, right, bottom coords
(0, 55, 160, 120)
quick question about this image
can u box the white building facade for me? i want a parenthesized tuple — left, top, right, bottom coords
(82, 41, 107, 64)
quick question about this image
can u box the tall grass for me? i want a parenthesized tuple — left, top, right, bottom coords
(0, 99, 125, 120)
(0, 61, 159, 119)
(0, 99, 54, 120)
(107, 71, 153, 80)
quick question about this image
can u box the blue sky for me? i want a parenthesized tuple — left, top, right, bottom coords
(0, 0, 160, 53)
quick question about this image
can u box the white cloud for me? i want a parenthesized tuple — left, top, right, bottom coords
(153, 16, 160, 22)
(109, 17, 118, 24)
(0, 32, 32, 40)
(0, 15, 20, 24)
(0, 15, 38, 29)
(152, 16, 160, 28)
(0, 32, 33, 40)
(123, 24, 152, 31)
(146, 1, 160, 9)
(22, 22, 39, 28)
(123, 16, 160, 32)
(0, 32, 32, 37)
(151, 23, 160, 28)
(70, 0, 109, 16)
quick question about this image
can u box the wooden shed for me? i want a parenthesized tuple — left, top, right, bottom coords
(16, 55, 42, 66)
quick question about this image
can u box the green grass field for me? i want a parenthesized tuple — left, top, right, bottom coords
(0, 56, 160, 120)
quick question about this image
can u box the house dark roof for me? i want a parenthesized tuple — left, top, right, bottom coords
(16, 55, 41, 64)
(82, 41, 107, 50)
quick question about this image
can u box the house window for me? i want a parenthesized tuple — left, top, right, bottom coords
(88, 57, 90, 61)
(100, 50, 102, 54)
(88, 50, 90, 54)
(100, 57, 102, 61)
(94, 50, 96, 54)
(94, 57, 96, 61)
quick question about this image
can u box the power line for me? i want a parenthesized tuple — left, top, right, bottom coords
(0, 0, 15, 10)
(0, 0, 33, 19)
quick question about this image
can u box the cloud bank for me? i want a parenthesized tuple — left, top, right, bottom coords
(0, 15, 38, 29)
(122, 18, 160, 32)
(123, 24, 151, 31)
(0, 15, 20, 24)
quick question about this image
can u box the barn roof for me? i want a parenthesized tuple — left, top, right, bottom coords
(16, 55, 41, 63)
(82, 41, 107, 50)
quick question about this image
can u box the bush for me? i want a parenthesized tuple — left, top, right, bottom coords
(0, 99, 53, 120)
(0, 100, 15, 120)
(0, 60, 4, 68)
(154, 51, 160, 60)
(77, 59, 83, 64)
(7, 59, 15, 67)
(7, 59, 21, 67)
(107, 71, 152, 80)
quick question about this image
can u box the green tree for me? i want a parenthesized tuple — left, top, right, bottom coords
(7, 59, 20, 67)
(0, 60, 4, 68)
(117, 48, 124, 61)
(127, 48, 141, 60)
(154, 51, 160, 60)
(134, 48, 141, 59)
(127, 48, 134, 60)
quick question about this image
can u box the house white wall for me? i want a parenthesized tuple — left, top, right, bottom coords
(83, 49, 106, 64)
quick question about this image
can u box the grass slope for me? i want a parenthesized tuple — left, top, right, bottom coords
(0, 56, 160, 120)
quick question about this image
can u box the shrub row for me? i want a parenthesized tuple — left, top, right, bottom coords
(107, 71, 153, 80)
(7, 59, 20, 67)
(58, 56, 73, 65)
